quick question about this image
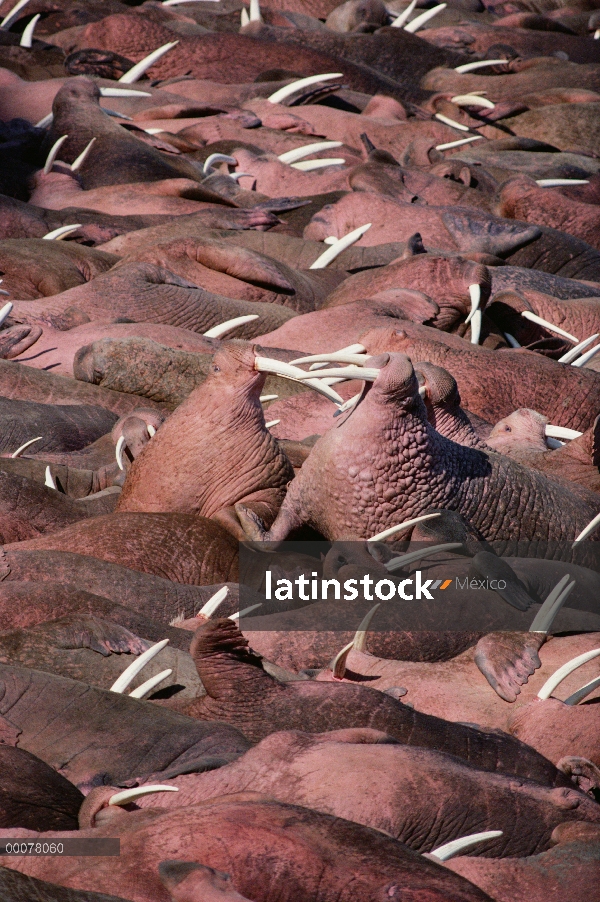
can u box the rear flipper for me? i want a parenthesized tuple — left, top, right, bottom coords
(474, 631, 545, 702)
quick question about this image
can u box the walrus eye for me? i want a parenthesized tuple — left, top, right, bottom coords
(504, 425, 511, 432)
(212, 365, 221, 373)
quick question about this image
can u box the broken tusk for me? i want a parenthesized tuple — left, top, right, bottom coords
(454, 59, 508, 74)
(528, 576, 574, 634)
(520, 311, 578, 343)
(229, 603, 262, 620)
(290, 158, 345, 171)
(109, 639, 169, 694)
(254, 356, 344, 405)
(43, 135, 68, 175)
(0, 301, 13, 325)
(368, 512, 441, 543)
(268, 73, 343, 105)
(108, 785, 178, 806)
(391, 0, 416, 27)
(310, 224, 371, 270)
(70, 138, 96, 172)
(44, 466, 56, 490)
(42, 225, 81, 240)
(429, 831, 503, 861)
(203, 314, 258, 339)
(535, 179, 589, 187)
(545, 425, 582, 440)
(558, 333, 600, 364)
(564, 674, 600, 706)
(278, 141, 343, 164)
(573, 511, 600, 547)
(435, 135, 483, 151)
(435, 113, 470, 132)
(404, 2, 446, 32)
(537, 648, 600, 700)
(11, 436, 42, 458)
(197, 586, 229, 618)
(19, 11, 39, 46)
(203, 153, 236, 175)
(385, 543, 463, 572)
(352, 604, 381, 652)
(1, 0, 30, 29)
(147, 424, 156, 437)
(571, 342, 600, 368)
(119, 42, 179, 84)
(503, 332, 520, 348)
(115, 435, 126, 471)
(451, 94, 495, 109)
(129, 669, 173, 699)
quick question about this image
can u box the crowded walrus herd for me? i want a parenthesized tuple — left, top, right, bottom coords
(0, 0, 600, 898)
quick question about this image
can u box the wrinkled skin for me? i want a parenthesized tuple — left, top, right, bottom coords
(162, 617, 572, 786)
(0, 797, 493, 902)
(0, 239, 118, 300)
(117, 342, 294, 539)
(90, 729, 600, 857)
(5, 513, 240, 586)
(508, 696, 600, 768)
(0, 397, 117, 454)
(237, 353, 597, 546)
(0, 662, 250, 788)
(0, 868, 133, 902)
(0, 615, 202, 698)
(0, 745, 83, 831)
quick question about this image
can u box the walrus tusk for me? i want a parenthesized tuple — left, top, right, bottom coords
(294, 365, 380, 381)
(197, 586, 228, 618)
(250, 0, 261, 21)
(240, 7, 249, 25)
(115, 435, 126, 471)
(11, 436, 42, 458)
(44, 466, 56, 490)
(278, 142, 343, 164)
(1, 0, 30, 29)
(564, 675, 600, 706)
(260, 394, 278, 403)
(352, 604, 381, 652)
(520, 311, 578, 343)
(229, 603, 262, 620)
(330, 640, 354, 679)
(203, 153, 236, 175)
(43, 135, 68, 175)
(571, 342, 600, 368)
(203, 314, 259, 339)
(391, 0, 416, 27)
(545, 425, 582, 440)
(310, 224, 371, 270)
(428, 831, 503, 861)
(0, 301, 13, 325)
(108, 785, 178, 806)
(35, 112, 53, 128)
(70, 138, 96, 172)
(368, 512, 442, 543)
(268, 73, 343, 105)
(464, 284, 480, 325)
(470, 308, 482, 345)
(254, 357, 344, 405)
(537, 648, 600, 700)
(147, 424, 156, 437)
(573, 511, 600, 547)
(435, 135, 483, 151)
(454, 59, 508, 73)
(292, 353, 368, 368)
(265, 419, 280, 428)
(19, 11, 39, 46)
(528, 575, 575, 633)
(129, 669, 173, 699)
(100, 87, 152, 97)
(385, 543, 463, 572)
(451, 94, 495, 109)
(536, 179, 589, 187)
(291, 158, 345, 171)
(42, 225, 81, 240)
(434, 113, 470, 132)
(109, 639, 170, 693)
(404, 2, 446, 32)
(558, 334, 600, 364)
(503, 332, 521, 348)
(119, 42, 179, 83)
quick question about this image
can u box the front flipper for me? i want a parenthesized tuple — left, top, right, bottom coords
(41, 616, 150, 657)
(470, 551, 534, 611)
(474, 630, 545, 702)
(234, 503, 270, 542)
(557, 756, 600, 794)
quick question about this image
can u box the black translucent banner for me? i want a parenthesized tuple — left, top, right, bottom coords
(0, 839, 120, 856)
(238, 540, 600, 632)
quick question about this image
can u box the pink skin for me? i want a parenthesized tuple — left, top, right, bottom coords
(422, 61, 600, 102)
(487, 409, 550, 455)
(487, 287, 600, 350)
(315, 633, 600, 732)
(498, 176, 600, 252)
(227, 148, 353, 199)
(508, 696, 600, 768)
(12, 322, 219, 376)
